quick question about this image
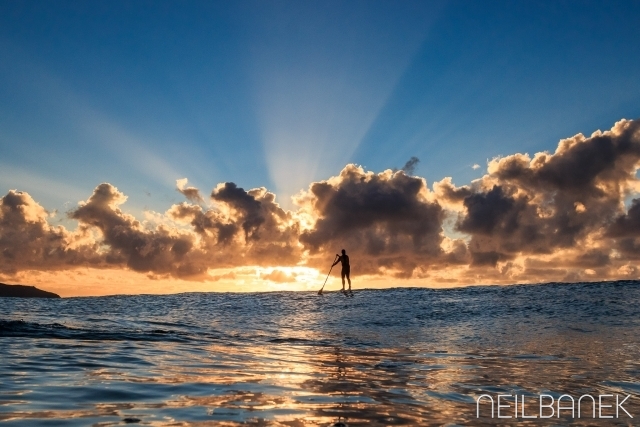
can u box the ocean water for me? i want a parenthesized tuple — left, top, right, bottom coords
(1, 281, 640, 426)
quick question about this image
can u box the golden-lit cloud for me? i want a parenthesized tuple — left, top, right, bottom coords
(2, 118, 640, 295)
(295, 164, 457, 278)
(176, 178, 204, 204)
(261, 268, 297, 283)
(0, 190, 101, 274)
(451, 119, 640, 270)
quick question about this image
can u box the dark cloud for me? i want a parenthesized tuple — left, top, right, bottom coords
(391, 156, 420, 176)
(452, 119, 640, 266)
(3, 118, 640, 286)
(209, 183, 301, 266)
(573, 250, 610, 268)
(176, 178, 204, 204)
(608, 198, 640, 237)
(401, 156, 420, 175)
(211, 183, 267, 241)
(458, 185, 523, 236)
(298, 165, 449, 276)
(606, 199, 640, 259)
(71, 183, 203, 277)
(64, 182, 301, 276)
(0, 190, 98, 273)
(169, 182, 301, 267)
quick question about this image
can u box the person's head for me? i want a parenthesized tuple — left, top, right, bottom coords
(341, 249, 346, 255)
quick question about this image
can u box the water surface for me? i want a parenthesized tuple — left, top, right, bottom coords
(1, 281, 639, 425)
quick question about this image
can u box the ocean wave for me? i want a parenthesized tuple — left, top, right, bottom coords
(1, 281, 640, 425)
(0, 319, 195, 342)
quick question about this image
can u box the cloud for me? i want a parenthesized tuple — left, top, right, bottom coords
(261, 269, 297, 283)
(3, 118, 640, 289)
(168, 182, 302, 267)
(401, 156, 420, 175)
(71, 183, 204, 277)
(0, 190, 99, 274)
(391, 156, 420, 175)
(176, 178, 204, 203)
(606, 197, 640, 259)
(209, 271, 237, 282)
(450, 119, 640, 267)
(296, 164, 459, 277)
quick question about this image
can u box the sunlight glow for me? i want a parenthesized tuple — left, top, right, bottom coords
(256, 266, 323, 290)
(246, 4, 434, 209)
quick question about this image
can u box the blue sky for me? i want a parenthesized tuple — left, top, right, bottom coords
(1, 0, 639, 214)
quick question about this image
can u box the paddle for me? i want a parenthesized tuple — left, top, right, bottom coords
(318, 255, 339, 295)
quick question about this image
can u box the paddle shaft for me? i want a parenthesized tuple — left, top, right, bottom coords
(318, 255, 339, 295)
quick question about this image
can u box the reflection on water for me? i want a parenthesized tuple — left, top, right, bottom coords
(1, 282, 640, 425)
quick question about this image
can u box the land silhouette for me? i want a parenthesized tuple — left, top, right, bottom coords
(0, 283, 60, 298)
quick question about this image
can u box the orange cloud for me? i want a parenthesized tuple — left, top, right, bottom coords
(261, 269, 297, 283)
(1, 118, 640, 295)
(295, 164, 461, 278)
(451, 119, 640, 270)
(0, 190, 101, 274)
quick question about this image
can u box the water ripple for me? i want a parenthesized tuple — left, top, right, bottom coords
(1, 281, 639, 425)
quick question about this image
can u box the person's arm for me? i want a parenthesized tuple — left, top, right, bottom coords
(331, 255, 341, 267)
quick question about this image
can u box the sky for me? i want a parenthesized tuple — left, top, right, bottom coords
(1, 0, 640, 296)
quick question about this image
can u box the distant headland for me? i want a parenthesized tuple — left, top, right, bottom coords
(0, 283, 60, 298)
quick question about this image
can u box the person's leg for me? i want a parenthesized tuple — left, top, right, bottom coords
(346, 272, 351, 290)
(341, 271, 346, 290)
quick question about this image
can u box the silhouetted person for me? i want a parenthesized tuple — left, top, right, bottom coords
(332, 249, 351, 292)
